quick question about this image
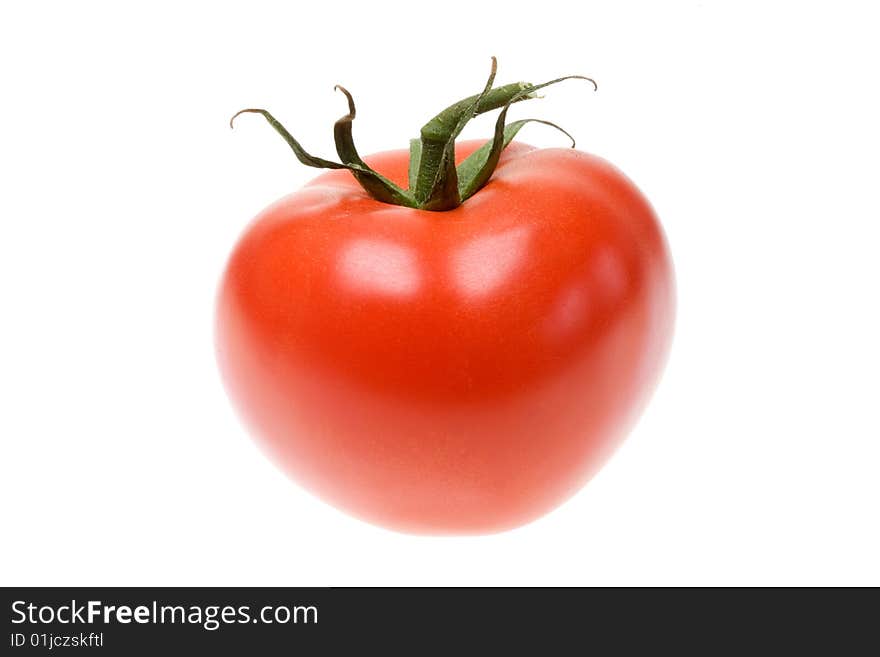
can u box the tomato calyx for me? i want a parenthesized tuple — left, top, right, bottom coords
(230, 58, 596, 211)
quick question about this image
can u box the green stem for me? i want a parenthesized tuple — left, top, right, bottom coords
(414, 57, 497, 210)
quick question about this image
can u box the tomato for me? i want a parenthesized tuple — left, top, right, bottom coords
(216, 137, 674, 534)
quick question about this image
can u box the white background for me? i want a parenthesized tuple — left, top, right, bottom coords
(2, 1, 878, 586)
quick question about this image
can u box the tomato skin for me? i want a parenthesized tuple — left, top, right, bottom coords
(216, 140, 674, 534)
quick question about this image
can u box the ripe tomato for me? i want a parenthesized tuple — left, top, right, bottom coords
(216, 138, 674, 534)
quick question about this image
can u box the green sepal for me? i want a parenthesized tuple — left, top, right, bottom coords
(330, 86, 418, 207)
(230, 106, 417, 208)
(457, 119, 575, 201)
(455, 76, 595, 203)
(230, 61, 596, 212)
(408, 139, 422, 192)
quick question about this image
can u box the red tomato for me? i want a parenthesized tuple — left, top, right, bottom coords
(216, 139, 674, 534)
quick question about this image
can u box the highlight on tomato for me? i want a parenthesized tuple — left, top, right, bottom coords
(217, 58, 675, 534)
